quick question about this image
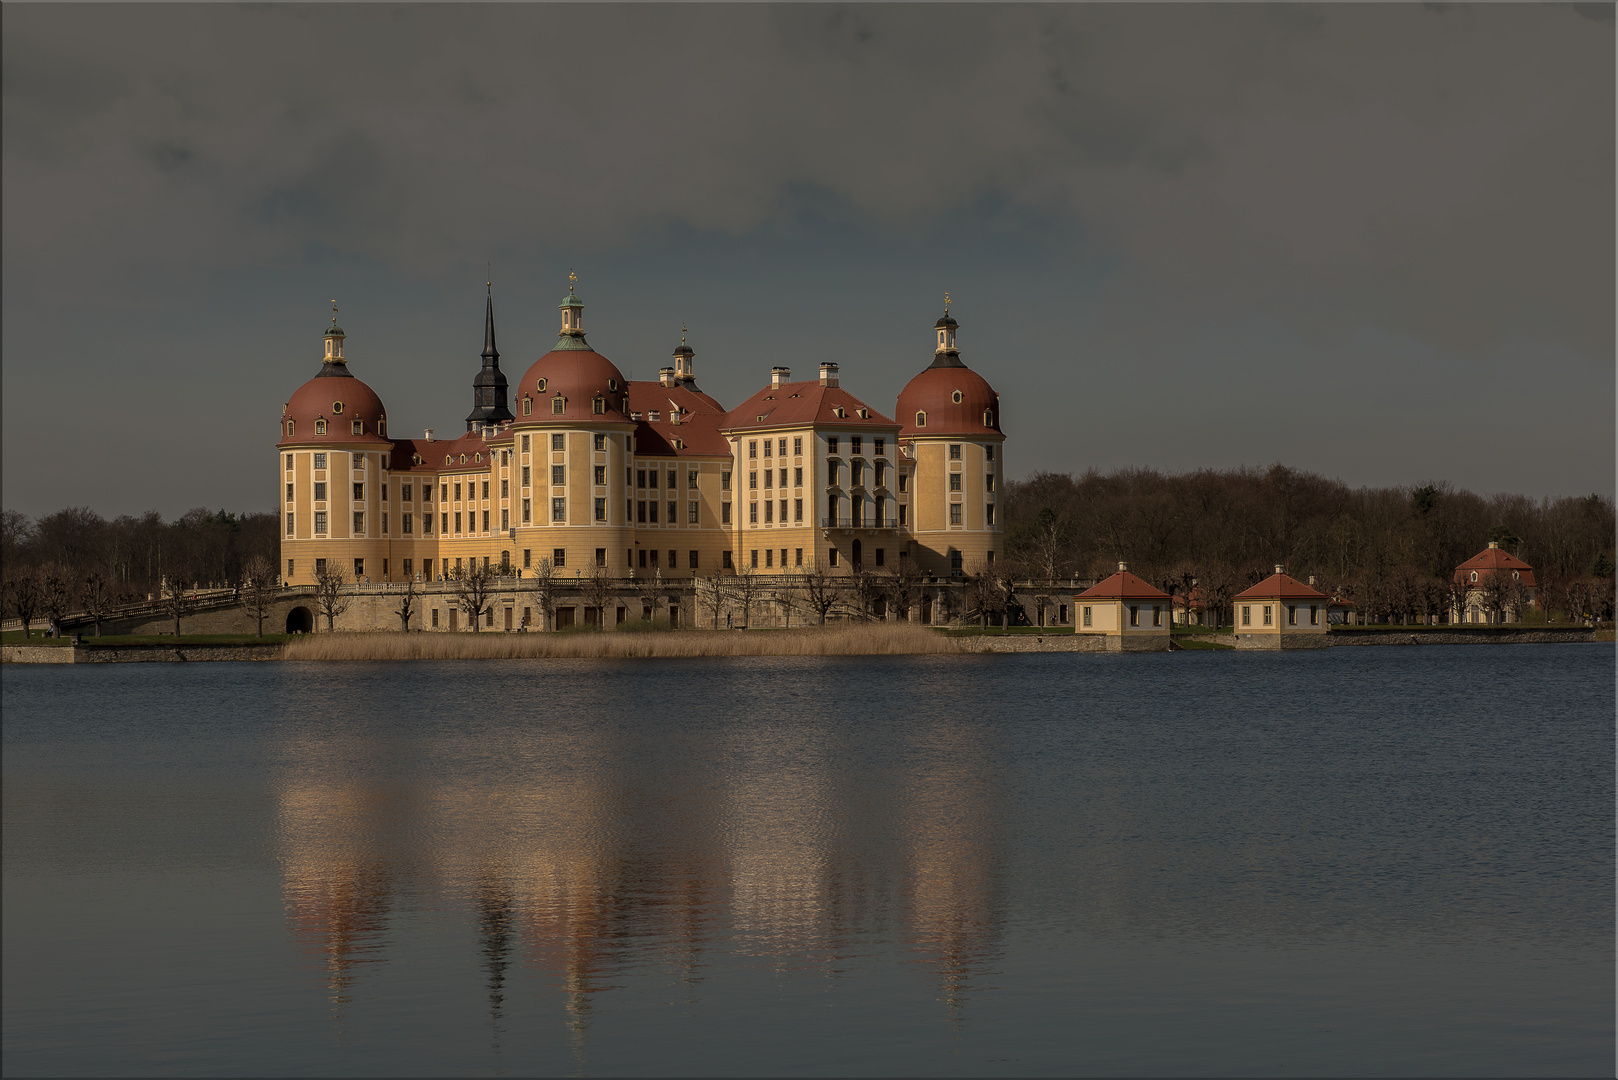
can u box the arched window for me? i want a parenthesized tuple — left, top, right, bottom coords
(315, 420, 327, 435)
(475, 453, 482, 463)
(983, 410, 994, 427)
(286, 419, 295, 436)
(522, 397, 532, 416)
(951, 390, 963, 404)
(915, 411, 926, 428)
(1470, 571, 1478, 583)
(378, 419, 385, 437)
(332, 401, 343, 414)
(552, 396, 565, 415)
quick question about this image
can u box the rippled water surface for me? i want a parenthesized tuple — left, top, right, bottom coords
(3, 645, 1612, 1077)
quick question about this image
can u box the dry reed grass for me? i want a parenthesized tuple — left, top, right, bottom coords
(282, 622, 966, 661)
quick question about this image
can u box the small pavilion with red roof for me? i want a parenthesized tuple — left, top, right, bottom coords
(1452, 542, 1537, 623)
(1074, 563, 1172, 650)
(1232, 566, 1329, 648)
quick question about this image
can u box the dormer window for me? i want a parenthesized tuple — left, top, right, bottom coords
(951, 390, 963, 404)
(608, 378, 618, 391)
(522, 397, 532, 416)
(1470, 571, 1479, 583)
(673, 438, 684, 450)
(857, 408, 869, 419)
(378, 419, 385, 437)
(593, 397, 606, 415)
(833, 406, 845, 418)
(460, 454, 468, 464)
(446, 455, 453, 465)
(475, 453, 482, 463)
(983, 410, 994, 427)
(351, 421, 363, 435)
(552, 396, 565, 415)
(286, 420, 295, 436)
(332, 402, 343, 414)
(412, 454, 422, 465)
(915, 411, 926, 428)
(315, 420, 327, 435)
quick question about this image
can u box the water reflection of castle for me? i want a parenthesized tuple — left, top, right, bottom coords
(274, 722, 1003, 1048)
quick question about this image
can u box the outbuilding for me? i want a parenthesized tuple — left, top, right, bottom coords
(1074, 563, 1172, 651)
(1232, 566, 1329, 649)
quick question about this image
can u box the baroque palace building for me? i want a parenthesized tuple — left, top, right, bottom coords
(278, 281, 1004, 596)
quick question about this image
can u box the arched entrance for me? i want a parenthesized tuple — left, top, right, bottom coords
(285, 606, 314, 634)
(851, 539, 863, 568)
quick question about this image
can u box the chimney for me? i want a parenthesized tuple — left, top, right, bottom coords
(1275, 564, 1285, 575)
(819, 362, 839, 388)
(1487, 540, 1499, 549)
(1308, 575, 1316, 586)
(1118, 561, 1128, 572)
(771, 366, 791, 389)
(424, 428, 435, 442)
(659, 366, 677, 388)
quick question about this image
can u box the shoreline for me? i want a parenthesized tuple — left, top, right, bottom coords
(2, 624, 1606, 663)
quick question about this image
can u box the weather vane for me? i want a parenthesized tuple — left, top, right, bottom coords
(681, 322, 688, 344)
(568, 267, 577, 292)
(331, 298, 338, 325)
(944, 291, 951, 313)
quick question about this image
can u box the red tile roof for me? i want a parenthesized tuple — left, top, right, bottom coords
(1453, 544, 1536, 587)
(625, 381, 732, 457)
(1076, 570, 1172, 601)
(722, 380, 899, 433)
(1233, 572, 1328, 601)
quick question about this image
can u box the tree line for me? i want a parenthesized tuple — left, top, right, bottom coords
(1000, 465, 1616, 624)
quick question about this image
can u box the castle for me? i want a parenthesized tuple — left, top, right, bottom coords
(278, 279, 1004, 606)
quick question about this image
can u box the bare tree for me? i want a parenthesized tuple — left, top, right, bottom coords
(1446, 573, 1474, 626)
(962, 569, 996, 628)
(313, 563, 351, 631)
(163, 575, 191, 637)
(698, 574, 728, 629)
(81, 568, 115, 637)
(239, 555, 277, 637)
(884, 557, 923, 623)
(529, 557, 557, 631)
(798, 561, 844, 626)
(581, 562, 615, 629)
(455, 562, 497, 632)
(848, 568, 881, 621)
(41, 566, 74, 637)
(393, 576, 419, 632)
(1198, 565, 1237, 630)
(1478, 570, 1511, 625)
(772, 572, 797, 629)
(1503, 576, 1536, 624)
(729, 565, 762, 628)
(6, 570, 43, 638)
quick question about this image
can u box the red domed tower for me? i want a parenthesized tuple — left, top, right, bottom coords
(509, 274, 636, 571)
(278, 303, 395, 588)
(894, 299, 1005, 577)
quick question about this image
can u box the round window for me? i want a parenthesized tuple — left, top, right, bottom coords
(537, 378, 547, 392)
(951, 390, 963, 404)
(332, 401, 343, 414)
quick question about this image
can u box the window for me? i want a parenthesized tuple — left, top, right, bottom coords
(315, 420, 327, 435)
(1129, 605, 1139, 627)
(749, 441, 758, 459)
(482, 481, 490, 500)
(501, 478, 509, 498)
(455, 482, 463, 501)
(1152, 606, 1162, 627)
(778, 468, 786, 488)
(314, 481, 327, 501)
(553, 548, 566, 567)
(749, 471, 758, 489)
(949, 473, 961, 491)
(522, 434, 531, 452)
(441, 483, 449, 501)
(829, 549, 839, 567)
(314, 511, 328, 534)
(285, 513, 295, 535)
(687, 470, 698, 490)
(764, 469, 772, 489)
(594, 434, 605, 450)
(552, 434, 565, 451)
(314, 453, 327, 469)
(721, 471, 731, 490)
(1288, 605, 1297, 626)
(949, 504, 962, 525)
(915, 411, 926, 428)
(1470, 571, 1479, 583)
(874, 438, 885, 456)
(1263, 605, 1273, 626)
(765, 501, 774, 523)
(552, 396, 565, 415)
(522, 466, 531, 487)
(1241, 606, 1252, 626)
(552, 498, 566, 522)
(984, 410, 994, 427)
(794, 498, 803, 522)
(354, 557, 364, 578)
(723, 551, 733, 569)
(827, 461, 839, 485)
(875, 548, 885, 567)
(1083, 606, 1093, 627)
(667, 470, 677, 489)
(403, 513, 413, 534)
(794, 467, 803, 487)
(431, 608, 440, 628)
(482, 510, 490, 532)
(985, 445, 995, 461)
(595, 548, 606, 567)
(353, 482, 364, 500)
(899, 504, 907, 526)
(637, 501, 647, 523)
(522, 398, 532, 415)
(763, 440, 772, 458)
(352, 454, 365, 468)
(286, 421, 295, 437)
(689, 501, 700, 524)
(898, 473, 908, 493)
(749, 503, 758, 524)
(649, 501, 659, 523)
(986, 504, 996, 526)
(286, 482, 295, 503)
(949, 444, 961, 460)
(454, 512, 462, 533)
(722, 503, 732, 525)
(351, 421, 363, 435)
(793, 437, 802, 455)
(637, 470, 647, 488)
(592, 397, 605, 415)
(332, 402, 344, 415)
(827, 437, 838, 454)
(594, 465, 606, 485)
(315, 558, 327, 575)
(595, 498, 606, 521)
(851, 436, 862, 455)
(638, 549, 648, 568)
(780, 499, 787, 522)
(441, 512, 448, 532)
(522, 498, 531, 523)
(401, 483, 413, 502)
(795, 548, 803, 567)
(1310, 605, 1319, 626)
(765, 549, 774, 568)
(986, 474, 996, 493)
(750, 549, 759, 568)
(552, 465, 565, 485)
(689, 550, 699, 569)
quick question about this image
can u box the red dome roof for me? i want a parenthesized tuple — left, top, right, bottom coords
(897, 363, 1002, 439)
(279, 364, 390, 445)
(515, 349, 632, 424)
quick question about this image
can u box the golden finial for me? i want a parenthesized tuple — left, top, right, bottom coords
(944, 291, 951, 313)
(568, 267, 577, 293)
(331, 298, 338, 325)
(681, 322, 687, 344)
(486, 261, 492, 293)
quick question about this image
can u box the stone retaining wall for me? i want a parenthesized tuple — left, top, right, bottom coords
(1327, 629, 1598, 646)
(2, 643, 285, 663)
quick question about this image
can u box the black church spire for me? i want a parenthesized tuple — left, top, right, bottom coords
(466, 280, 513, 432)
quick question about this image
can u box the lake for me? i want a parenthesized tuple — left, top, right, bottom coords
(3, 645, 1611, 1076)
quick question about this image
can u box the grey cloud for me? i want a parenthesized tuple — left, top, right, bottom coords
(2, 3, 1611, 359)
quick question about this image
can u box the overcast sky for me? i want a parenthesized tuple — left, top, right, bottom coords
(3, 3, 1612, 520)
